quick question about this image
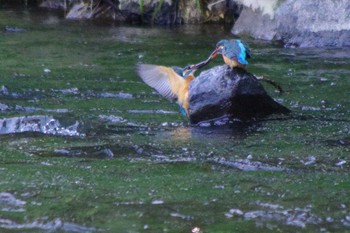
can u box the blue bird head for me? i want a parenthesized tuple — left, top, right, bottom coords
(182, 64, 197, 77)
(215, 39, 228, 54)
(172, 66, 184, 77)
(172, 65, 197, 79)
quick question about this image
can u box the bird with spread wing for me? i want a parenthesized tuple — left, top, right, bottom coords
(136, 62, 206, 117)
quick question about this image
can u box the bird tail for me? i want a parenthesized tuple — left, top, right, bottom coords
(255, 76, 284, 93)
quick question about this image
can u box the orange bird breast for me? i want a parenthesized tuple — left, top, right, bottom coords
(222, 54, 245, 69)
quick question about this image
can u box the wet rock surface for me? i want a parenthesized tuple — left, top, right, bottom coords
(232, 0, 350, 47)
(211, 157, 284, 171)
(40, 0, 233, 24)
(0, 192, 26, 212)
(3, 26, 27, 33)
(0, 217, 99, 232)
(188, 65, 290, 124)
(37, 0, 349, 47)
(0, 115, 82, 136)
(226, 203, 322, 228)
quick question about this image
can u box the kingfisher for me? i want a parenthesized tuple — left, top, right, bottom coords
(211, 39, 251, 69)
(189, 40, 284, 92)
(136, 63, 202, 117)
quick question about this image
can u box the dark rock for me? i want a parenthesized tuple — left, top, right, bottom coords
(129, 0, 181, 25)
(188, 65, 290, 124)
(41, 0, 239, 25)
(63, 0, 122, 20)
(39, 0, 67, 9)
(65, 2, 93, 19)
(232, 0, 350, 48)
(52, 147, 114, 158)
(63, 0, 183, 23)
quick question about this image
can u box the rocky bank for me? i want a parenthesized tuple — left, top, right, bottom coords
(38, 0, 350, 47)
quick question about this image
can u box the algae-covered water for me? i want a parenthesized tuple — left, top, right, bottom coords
(1, 7, 350, 233)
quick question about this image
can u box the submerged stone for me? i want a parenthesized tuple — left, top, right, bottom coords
(4, 26, 27, 33)
(188, 65, 290, 124)
(0, 115, 82, 136)
(0, 192, 26, 208)
(211, 158, 284, 172)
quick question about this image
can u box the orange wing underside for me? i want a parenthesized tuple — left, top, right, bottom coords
(137, 64, 194, 117)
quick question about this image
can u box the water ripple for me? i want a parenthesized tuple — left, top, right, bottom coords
(210, 158, 284, 171)
(226, 204, 322, 228)
(0, 192, 26, 213)
(0, 218, 100, 232)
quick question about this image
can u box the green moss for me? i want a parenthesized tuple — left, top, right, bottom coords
(152, 0, 164, 23)
(139, 0, 144, 20)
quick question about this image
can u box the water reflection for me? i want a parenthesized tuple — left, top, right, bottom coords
(159, 120, 258, 142)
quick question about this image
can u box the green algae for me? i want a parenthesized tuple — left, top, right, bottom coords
(0, 7, 350, 233)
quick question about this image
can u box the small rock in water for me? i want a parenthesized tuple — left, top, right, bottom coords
(43, 68, 51, 73)
(151, 200, 164, 205)
(0, 192, 26, 207)
(226, 208, 244, 218)
(100, 92, 133, 99)
(0, 85, 10, 95)
(54, 149, 72, 156)
(301, 156, 316, 165)
(4, 26, 27, 33)
(336, 160, 346, 166)
(56, 88, 80, 95)
(0, 103, 9, 111)
(99, 114, 126, 123)
(100, 149, 114, 158)
(192, 226, 202, 233)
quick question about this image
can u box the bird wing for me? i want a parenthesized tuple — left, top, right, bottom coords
(241, 41, 251, 59)
(223, 40, 241, 60)
(136, 64, 185, 100)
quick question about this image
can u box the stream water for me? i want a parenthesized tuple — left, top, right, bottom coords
(0, 6, 350, 233)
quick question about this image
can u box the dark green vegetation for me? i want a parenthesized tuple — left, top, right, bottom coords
(1, 8, 350, 233)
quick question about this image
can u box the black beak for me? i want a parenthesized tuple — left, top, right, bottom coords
(189, 48, 221, 70)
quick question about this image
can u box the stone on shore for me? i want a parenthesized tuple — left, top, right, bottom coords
(232, 0, 350, 47)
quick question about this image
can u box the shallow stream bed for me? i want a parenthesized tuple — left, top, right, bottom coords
(0, 6, 350, 233)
